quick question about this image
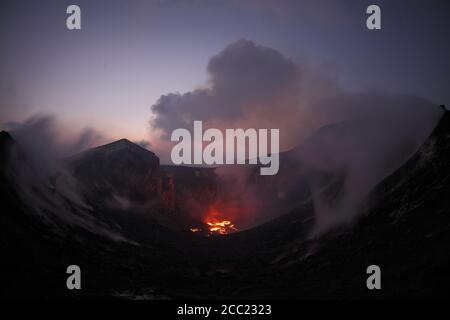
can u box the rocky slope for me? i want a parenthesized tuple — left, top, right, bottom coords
(1, 108, 449, 299)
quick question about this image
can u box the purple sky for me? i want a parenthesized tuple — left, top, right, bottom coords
(1, 0, 449, 145)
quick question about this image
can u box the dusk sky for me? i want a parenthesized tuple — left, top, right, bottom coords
(1, 0, 449, 150)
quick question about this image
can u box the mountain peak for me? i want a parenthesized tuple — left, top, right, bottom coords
(93, 138, 152, 152)
(69, 137, 157, 163)
(67, 136, 162, 205)
(114, 138, 133, 144)
(106, 138, 138, 149)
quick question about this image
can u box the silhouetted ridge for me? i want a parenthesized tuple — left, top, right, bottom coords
(0, 131, 14, 175)
(72, 138, 157, 160)
(68, 138, 161, 203)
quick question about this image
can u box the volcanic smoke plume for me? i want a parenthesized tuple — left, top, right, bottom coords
(7, 115, 105, 179)
(150, 39, 443, 233)
(2, 115, 131, 241)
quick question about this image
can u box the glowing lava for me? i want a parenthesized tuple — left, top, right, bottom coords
(189, 208, 238, 235)
(205, 219, 237, 235)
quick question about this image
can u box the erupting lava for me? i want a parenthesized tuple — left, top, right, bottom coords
(205, 219, 237, 235)
(189, 209, 238, 235)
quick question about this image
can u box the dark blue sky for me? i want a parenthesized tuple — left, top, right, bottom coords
(1, 0, 449, 141)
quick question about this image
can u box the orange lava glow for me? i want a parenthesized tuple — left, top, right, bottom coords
(189, 208, 239, 236)
(205, 219, 237, 235)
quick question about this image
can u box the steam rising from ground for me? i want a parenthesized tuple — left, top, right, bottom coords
(150, 39, 443, 234)
(4, 115, 132, 242)
(8, 115, 105, 178)
(298, 94, 443, 235)
(1, 39, 443, 237)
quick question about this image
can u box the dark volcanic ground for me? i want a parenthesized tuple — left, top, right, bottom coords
(1, 110, 450, 299)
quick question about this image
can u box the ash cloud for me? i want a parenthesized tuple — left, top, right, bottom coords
(150, 39, 443, 234)
(151, 39, 304, 148)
